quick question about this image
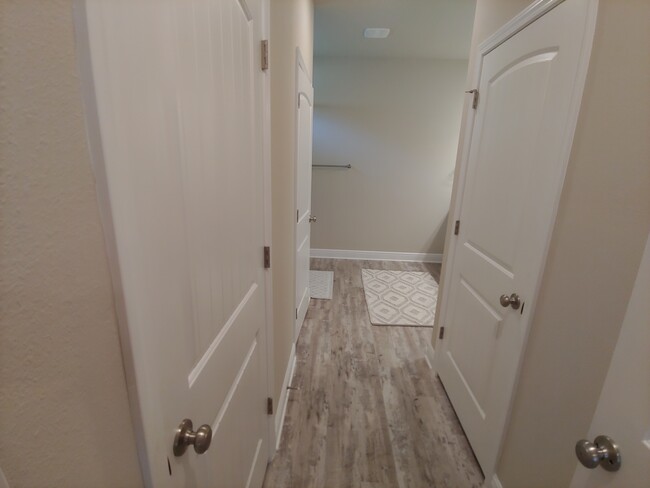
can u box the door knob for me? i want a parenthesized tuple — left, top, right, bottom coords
(309, 215, 317, 223)
(499, 293, 521, 310)
(173, 419, 212, 456)
(575, 435, 621, 472)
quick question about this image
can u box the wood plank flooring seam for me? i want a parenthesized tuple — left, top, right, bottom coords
(263, 259, 483, 488)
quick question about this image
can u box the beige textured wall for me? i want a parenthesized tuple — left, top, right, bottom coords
(311, 57, 467, 254)
(498, 1, 650, 486)
(0, 2, 143, 486)
(270, 0, 314, 400)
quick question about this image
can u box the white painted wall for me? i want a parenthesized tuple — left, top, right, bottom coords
(311, 57, 468, 254)
(0, 1, 142, 486)
(270, 0, 314, 402)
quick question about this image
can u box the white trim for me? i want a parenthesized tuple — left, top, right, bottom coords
(435, 0, 599, 483)
(259, 0, 276, 461)
(311, 248, 443, 263)
(274, 343, 297, 450)
(480, 0, 566, 55)
(425, 344, 435, 370)
(489, 474, 504, 488)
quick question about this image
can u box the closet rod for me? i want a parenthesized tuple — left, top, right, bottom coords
(312, 164, 352, 169)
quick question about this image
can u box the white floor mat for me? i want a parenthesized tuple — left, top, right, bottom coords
(310, 270, 334, 300)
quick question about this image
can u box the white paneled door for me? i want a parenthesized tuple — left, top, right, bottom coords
(570, 233, 650, 488)
(434, 0, 597, 477)
(295, 54, 314, 340)
(78, 0, 270, 486)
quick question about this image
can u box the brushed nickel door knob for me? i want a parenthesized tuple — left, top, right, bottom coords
(309, 215, 317, 223)
(173, 419, 212, 456)
(499, 293, 521, 310)
(575, 435, 621, 472)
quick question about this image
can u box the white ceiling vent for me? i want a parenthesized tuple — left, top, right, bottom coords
(363, 28, 390, 39)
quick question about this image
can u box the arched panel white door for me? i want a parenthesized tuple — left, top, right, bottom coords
(434, 0, 597, 477)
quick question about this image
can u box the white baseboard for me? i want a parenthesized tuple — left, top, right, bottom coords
(311, 248, 443, 263)
(425, 345, 435, 370)
(274, 343, 296, 450)
(490, 474, 503, 488)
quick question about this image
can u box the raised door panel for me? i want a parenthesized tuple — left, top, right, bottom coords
(447, 278, 504, 417)
(463, 52, 556, 275)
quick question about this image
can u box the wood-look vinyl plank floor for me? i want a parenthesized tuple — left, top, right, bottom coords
(263, 259, 484, 488)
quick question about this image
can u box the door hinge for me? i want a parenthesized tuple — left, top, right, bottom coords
(267, 397, 273, 415)
(465, 89, 479, 109)
(261, 40, 269, 71)
(264, 246, 271, 269)
(454, 220, 460, 235)
(438, 326, 445, 340)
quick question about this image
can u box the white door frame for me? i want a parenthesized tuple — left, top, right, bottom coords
(293, 47, 313, 342)
(73, 0, 277, 479)
(259, 0, 277, 458)
(433, 1, 599, 486)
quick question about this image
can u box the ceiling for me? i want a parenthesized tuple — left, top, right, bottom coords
(314, 0, 477, 60)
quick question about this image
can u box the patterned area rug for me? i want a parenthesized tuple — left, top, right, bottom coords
(361, 269, 438, 327)
(310, 270, 334, 300)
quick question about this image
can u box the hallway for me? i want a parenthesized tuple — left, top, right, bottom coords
(263, 259, 483, 488)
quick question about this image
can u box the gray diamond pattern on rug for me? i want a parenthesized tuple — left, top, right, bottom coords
(361, 269, 438, 327)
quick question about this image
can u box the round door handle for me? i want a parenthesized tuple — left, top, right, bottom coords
(309, 215, 317, 223)
(575, 435, 621, 472)
(499, 293, 521, 310)
(173, 419, 212, 456)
